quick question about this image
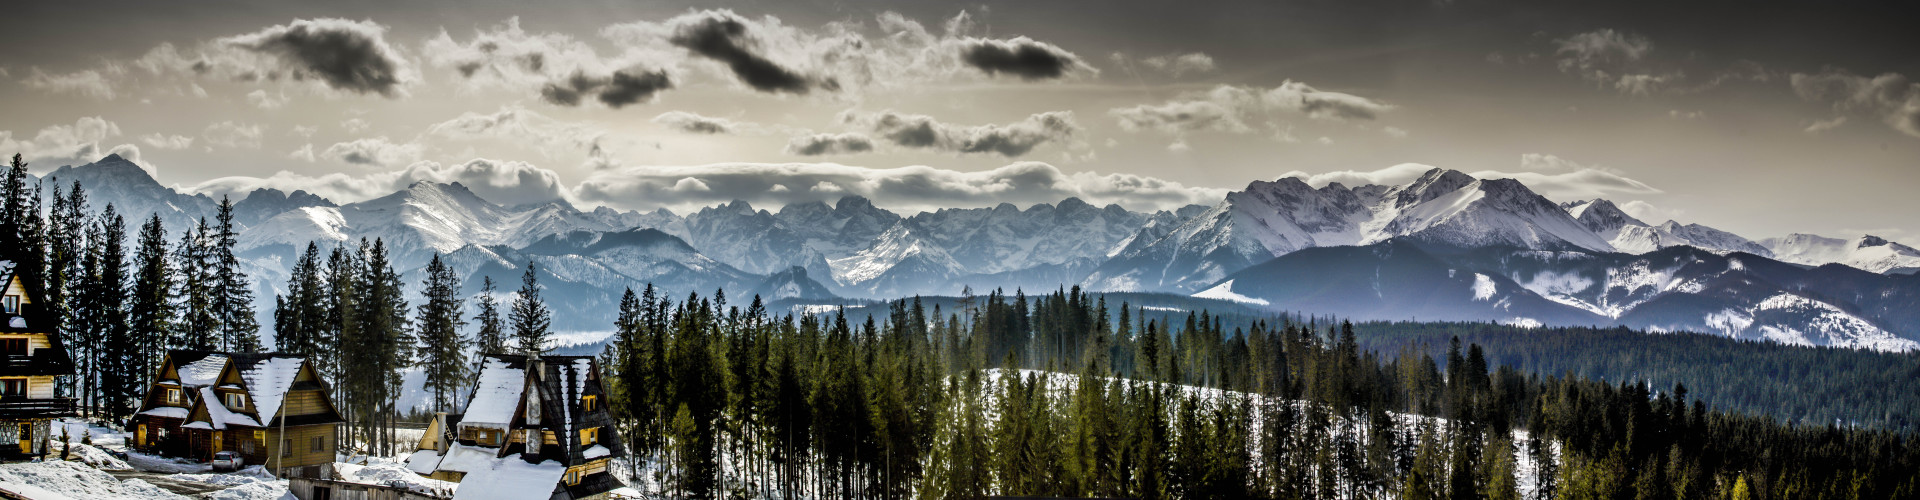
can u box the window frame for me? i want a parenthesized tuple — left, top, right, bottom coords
(166, 388, 181, 404)
(311, 435, 325, 453)
(0, 378, 25, 397)
(2, 295, 17, 314)
(225, 392, 247, 409)
(580, 427, 599, 446)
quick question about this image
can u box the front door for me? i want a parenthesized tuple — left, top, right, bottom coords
(212, 431, 223, 457)
(17, 422, 31, 454)
(136, 424, 147, 448)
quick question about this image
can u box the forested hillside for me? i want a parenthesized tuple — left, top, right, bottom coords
(594, 285, 1920, 499)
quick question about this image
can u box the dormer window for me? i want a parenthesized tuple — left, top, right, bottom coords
(582, 394, 597, 412)
(225, 392, 246, 409)
(166, 388, 181, 404)
(2, 295, 17, 314)
(579, 427, 599, 446)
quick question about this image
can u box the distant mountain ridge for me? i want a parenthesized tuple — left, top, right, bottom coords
(36, 154, 1920, 350)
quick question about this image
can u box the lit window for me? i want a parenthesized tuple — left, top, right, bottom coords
(579, 427, 599, 446)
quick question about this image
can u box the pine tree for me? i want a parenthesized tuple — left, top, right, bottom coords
(344, 238, 412, 455)
(211, 196, 260, 352)
(509, 261, 550, 355)
(94, 206, 136, 420)
(415, 253, 468, 411)
(472, 276, 505, 355)
(274, 243, 325, 357)
(174, 218, 216, 350)
(127, 215, 172, 385)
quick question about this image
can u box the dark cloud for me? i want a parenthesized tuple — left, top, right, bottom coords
(785, 133, 875, 156)
(222, 18, 410, 97)
(653, 111, 739, 134)
(668, 11, 829, 94)
(847, 110, 1082, 157)
(539, 68, 672, 108)
(957, 37, 1088, 80)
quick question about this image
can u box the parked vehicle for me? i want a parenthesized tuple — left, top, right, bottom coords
(211, 451, 243, 472)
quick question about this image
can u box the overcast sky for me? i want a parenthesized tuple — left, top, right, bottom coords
(3, 0, 1918, 243)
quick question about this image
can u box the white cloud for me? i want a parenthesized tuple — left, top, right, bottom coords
(1384, 126, 1409, 138)
(425, 106, 611, 165)
(1110, 82, 1392, 137)
(340, 118, 370, 133)
(320, 137, 423, 166)
(202, 121, 266, 149)
(21, 68, 117, 100)
(1139, 53, 1216, 77)
(1619, 200, 1684, 223)
(288, 143, 317, 162)
(0, 117, 132, 164)
(1790, 69, 1920, 138)
(1282, 161, 1660, 201)
(186, 157, 568, 207)
(246, 89, 288, 109)
(572, 161, 1227, 213)
(140, 133, 195, 150)
(1804, 116, 1847, 134)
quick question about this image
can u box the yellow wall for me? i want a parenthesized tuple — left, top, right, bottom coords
(265, 424, 337, 469)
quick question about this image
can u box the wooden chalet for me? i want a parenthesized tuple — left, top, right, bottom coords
(129, 350, 344, 477)
(0, 256, 77, 460)
(404, 353, 627, 500)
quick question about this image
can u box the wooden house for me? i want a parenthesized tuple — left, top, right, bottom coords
(0, 256, 76, 460)
(404, 353, 626, 500)
(129, 350, 344, 477)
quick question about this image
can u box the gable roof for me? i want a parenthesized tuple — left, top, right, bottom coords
(460, 354, 529, 429)
(534, 356, 625, 465)
(148, 350, 342, 429)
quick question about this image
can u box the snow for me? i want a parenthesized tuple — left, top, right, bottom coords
(0, 461, 185, 500)
(1191, 280, 1271, 306)
(432, 443, 503, 474)
(140, 407, 189, 419)
(177, 355, 230, 387)
(462, 357, 526, 428)
(7, 317, 23, 329)
(198, 386, 261, 429)
(1503, 318, 1543, 328)
(1471, 273, 1498, 301)
(62, 443, 132, 470)
(404, 450, 443, 475)
(239, 357, 304, 424)
(335, 460, 457, 496)
(448, 457, 567, 500)
(582, 444, 611, 459)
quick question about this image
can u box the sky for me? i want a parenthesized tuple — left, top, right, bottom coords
(2, 0, 1918, 243)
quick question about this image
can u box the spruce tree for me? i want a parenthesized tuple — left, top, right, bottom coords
(211, 196, 260, 352)
(472, 276, 505, 355)
(415, 253, 468, 411)
(127, 215, 172, 383)
(94, 207, 135, 420)
(273, 243, 326, 357)
(174, 218, 216, 350)
(509, 261, 550, 355)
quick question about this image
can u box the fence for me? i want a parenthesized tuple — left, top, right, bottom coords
(288, 477, 449, 500)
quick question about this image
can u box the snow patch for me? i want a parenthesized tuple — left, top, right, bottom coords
(1471, 273, 1497, 301)
(1191, 280, 1271, 306)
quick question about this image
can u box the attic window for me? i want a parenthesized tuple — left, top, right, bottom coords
(580, 427, 599, 446)
(166, 388, 181, 404)
(2, 295, 16, 314)
(582, 394, 597, 412)
(225, 392, 247, 409)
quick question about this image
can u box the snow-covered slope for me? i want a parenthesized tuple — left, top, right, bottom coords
(1763, 234, 1920, 274)
(1562, 199, 1646, 240)
(1610, 220, 1773, 257)
(1362, 173, 1612, 252)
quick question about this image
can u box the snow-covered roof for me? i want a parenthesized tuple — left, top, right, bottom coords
(433, 443, 502, 474)
(138, 407, 188, 419)
(460, 357, 525, 428)
(195, 386, 261, 429)
(582, 445, 609, 460)
(176, 354, 229, 387)
(448, 456, 567, 500)
(404, 449, 443, 475)
(238, 356, 305, 424)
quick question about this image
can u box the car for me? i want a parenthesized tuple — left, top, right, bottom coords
(211, 451, 243, 472)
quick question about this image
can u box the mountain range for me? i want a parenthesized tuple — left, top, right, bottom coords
(34, 154, 1920, 351)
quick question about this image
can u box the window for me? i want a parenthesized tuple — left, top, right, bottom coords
(224, 393, 246, 409)
(564, 468, 583, 485)
(579, 427, 599, 446)
(166, 388, 181, 404)
(0, 338, 24, 356)
(283, 439, 292, 457)
(582, 394, 597, 412)
(242, 439, 255, 454)
(311, 436, 326, 453)
(2, 295, 17, 314)
(0, 379, 23, 397)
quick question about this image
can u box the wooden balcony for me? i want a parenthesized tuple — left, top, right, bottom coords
(0, 397, 76, 419)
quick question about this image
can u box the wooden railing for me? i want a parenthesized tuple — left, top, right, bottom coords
(0, 397, 76, 419)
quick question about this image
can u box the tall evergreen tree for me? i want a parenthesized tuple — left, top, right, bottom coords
(94, 206, 135, 420)
(211, 196, 260, 352)
(127, 215, 172, 384)
(273, 243, 326, 357)
(509, 261, 550, 355)
(415, 253, 468, 411)
(472, 276, 505, 354)
(174, 218, 216, 350)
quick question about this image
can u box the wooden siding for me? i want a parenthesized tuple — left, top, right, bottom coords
(267, 424, 337, 469)
(283, 390, 333, 417)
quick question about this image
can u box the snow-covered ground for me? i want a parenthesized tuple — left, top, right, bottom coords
(0, 418, 296, 500)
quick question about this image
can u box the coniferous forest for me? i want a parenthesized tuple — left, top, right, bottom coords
(2, 155, 1917, 499)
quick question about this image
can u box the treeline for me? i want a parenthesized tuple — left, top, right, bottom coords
(597, 285, 1920, 499)
(0, 155, 559, 458)
(0, 155, 259, 420)
(1348, 321, 1920, 431)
